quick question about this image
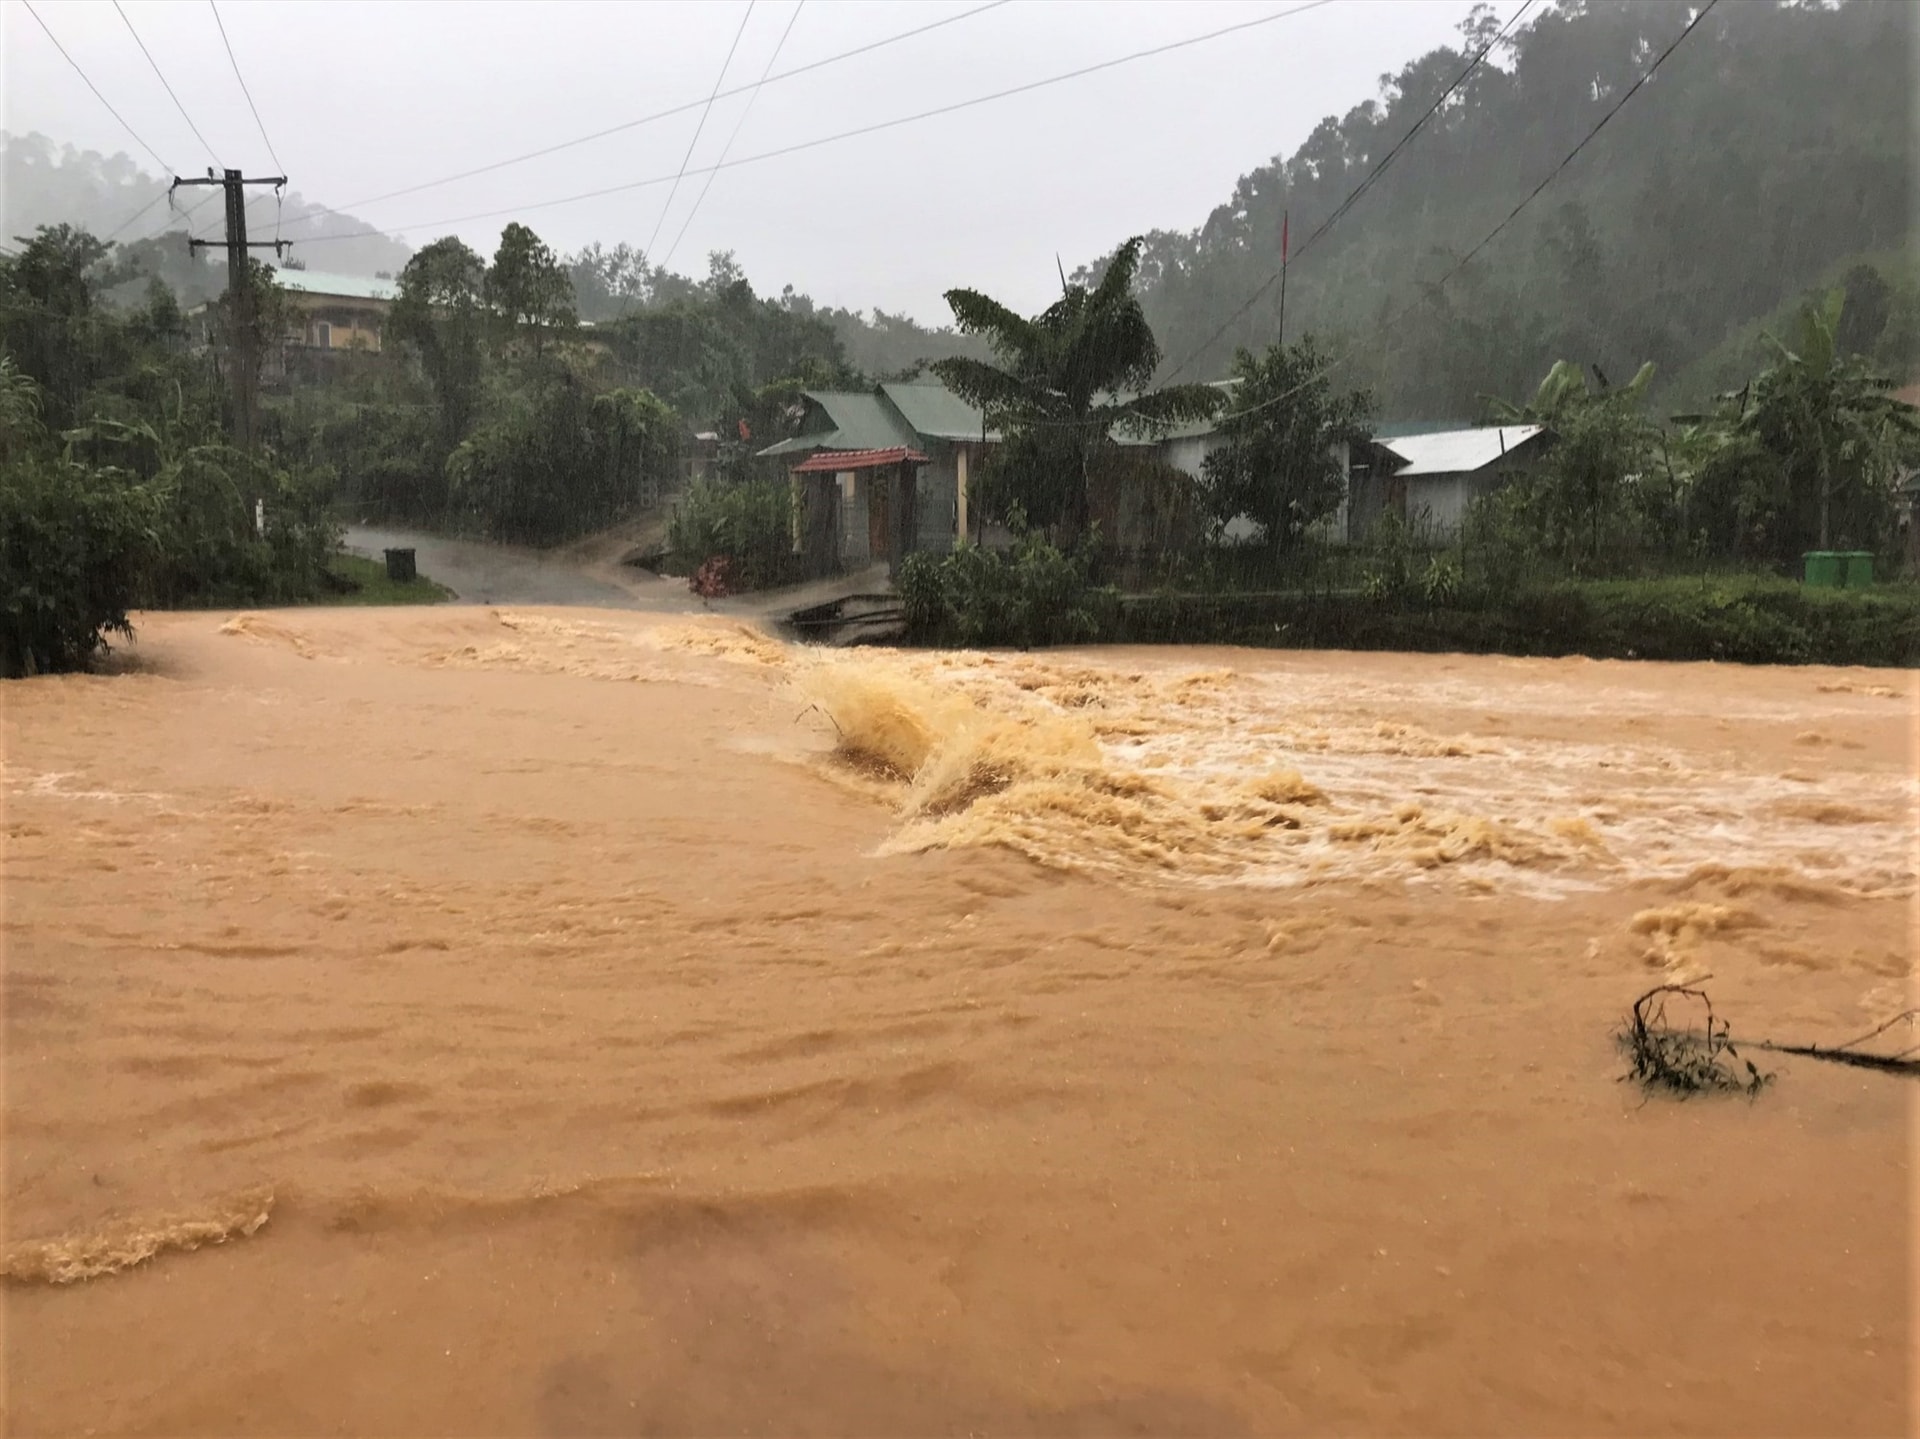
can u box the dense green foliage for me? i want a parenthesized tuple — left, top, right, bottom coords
(1719, 290, 1918, 555)
(1201, 335, 1373, 549)
(0, 227, 338, 675)
(665, 476, 798, 591)
(898, 535, 1117, 650)
(447, 376, 677, 545)
(1113, 576, 1919, 669)
(898, 542, 1917, 667)
(488, 224, 577, 353)
(1456, 293, 1917, 577)
(0, 448, 155, 676)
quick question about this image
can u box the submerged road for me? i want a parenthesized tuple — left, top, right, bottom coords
(343, 526, 677, 610)
(342, 525, 891, 624)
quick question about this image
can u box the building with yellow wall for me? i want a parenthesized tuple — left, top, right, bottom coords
(273, 268, 398, 352)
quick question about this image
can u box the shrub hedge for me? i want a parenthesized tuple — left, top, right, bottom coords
(904, 569, 1918, 668)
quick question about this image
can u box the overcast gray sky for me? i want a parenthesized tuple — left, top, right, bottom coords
(6, 0, 1516, 322)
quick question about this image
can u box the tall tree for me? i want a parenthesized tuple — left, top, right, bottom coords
(0, 224, 111, 430)
(487, 223, 576, 353)
(391, 237, 489, 451)
(566, 241, 651, 322)
(1200, 334, 1373, 551)
(932, 236, 1223, 540)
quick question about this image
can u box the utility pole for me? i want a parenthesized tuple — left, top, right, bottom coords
(1276, 209, 1290, 351)
(176, 169, 286, 453)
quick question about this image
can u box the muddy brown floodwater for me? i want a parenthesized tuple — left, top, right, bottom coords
(3, 606, 1914, 1436)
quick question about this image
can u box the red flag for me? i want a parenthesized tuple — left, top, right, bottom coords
(737, 418, 751, 441)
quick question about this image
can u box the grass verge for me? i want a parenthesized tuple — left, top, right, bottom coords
(318, 552, 454, 606)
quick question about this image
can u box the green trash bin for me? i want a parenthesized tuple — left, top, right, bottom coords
(1840, 551, 1874, 589)
(1802, 551, 1841, 588)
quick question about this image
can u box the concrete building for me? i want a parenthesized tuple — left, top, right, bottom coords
(1351, 424, 1549, 540)
(272, 268, 398, 352)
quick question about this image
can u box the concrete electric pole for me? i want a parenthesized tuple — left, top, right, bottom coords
(176, 168, 286, 453)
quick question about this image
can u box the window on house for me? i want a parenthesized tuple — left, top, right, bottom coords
(313, 321, 332, 350)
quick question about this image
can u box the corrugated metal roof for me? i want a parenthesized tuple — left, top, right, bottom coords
(756, 390, 919, 459)
(1380, 425, 1544, 477)
(790, 446, 929, 473)
(272, 269, 398, 302)
(807, 390, 920, 451)
(879, 381, 998, 442)
(758, 433, 832, 457)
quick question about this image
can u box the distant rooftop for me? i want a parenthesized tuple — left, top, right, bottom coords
(271, 268, 398, 302)
(1379, 425, 1545, 477)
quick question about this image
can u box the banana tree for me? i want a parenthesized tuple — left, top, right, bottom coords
(1736, 288, 1918, 550)
(1483, 359, 1660, 567)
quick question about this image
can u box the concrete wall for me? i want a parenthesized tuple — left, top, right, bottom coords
(917, 446, 959, 552)
(1406, 473, 1475, 539)
(290, 295, 386, 352)
(1161, 434, 1217, 480)
(838, 472, 870, 565)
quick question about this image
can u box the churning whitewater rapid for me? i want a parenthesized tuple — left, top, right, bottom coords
(4, 606, 1911, 1435)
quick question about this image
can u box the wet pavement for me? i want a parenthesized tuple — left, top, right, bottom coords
(343, 527, 891, 625)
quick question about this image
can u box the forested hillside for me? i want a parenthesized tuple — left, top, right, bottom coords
(1089, 0, 1913, 415)
(10, 1, 1909, 417)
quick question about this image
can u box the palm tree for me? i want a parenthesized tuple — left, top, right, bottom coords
(931, 237, 1223, 541)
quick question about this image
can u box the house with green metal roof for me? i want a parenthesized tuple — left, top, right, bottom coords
(759, 381, 993, 570)
(271, 266, 398, 352)
(761, 376, 1238, 572)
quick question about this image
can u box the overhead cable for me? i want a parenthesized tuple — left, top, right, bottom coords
(112, 0, 224, 165)
(291, 0, 1340, 247)
(646, 0, 758, 258)
(333, 0, 1015, 215)
(661, 0, 806, 272)
(209, 0, 287, 173)
(20, 0, 174, 174)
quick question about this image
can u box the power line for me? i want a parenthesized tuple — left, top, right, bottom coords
(209, 0, 286, 173)
(104, 189, 174, 241)
(1291, 0, 1535, 270)
(661, 0, 806, 272)
(1432, 0, 1718, 292)
(112, 0, 223, 166)
(291, 0, 1340, 249)
(1196, 0, 1722, 424)
(647, 0, 757, 258)
(20, 0, 173, 174)
(334, 0, 1014, 216)
(1164, 0, 1535, 381)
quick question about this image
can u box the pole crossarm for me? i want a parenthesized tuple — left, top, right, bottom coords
(171, 174, 286, 188)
